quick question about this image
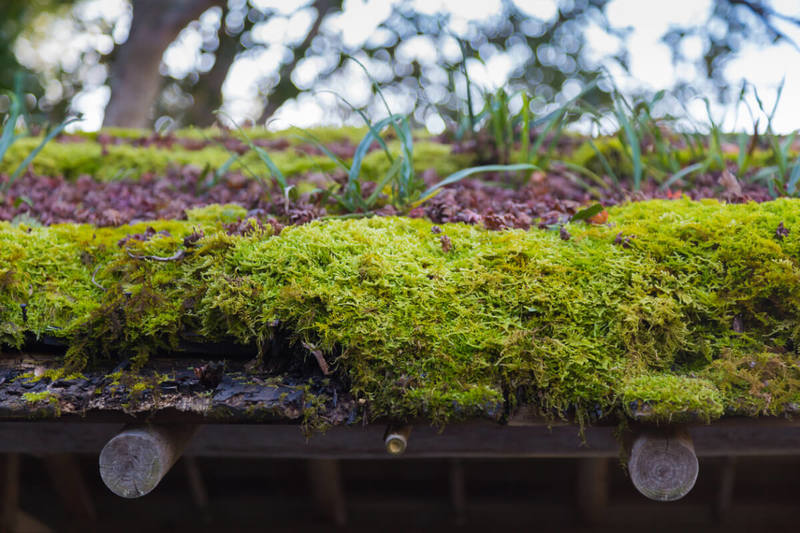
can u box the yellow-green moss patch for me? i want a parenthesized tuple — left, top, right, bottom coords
(0, 128, 469, 182)
(2, 199, 800, 424)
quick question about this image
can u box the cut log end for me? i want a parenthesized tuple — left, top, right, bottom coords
(384, 425, 412, 456)
(629, 428, 698, 501)
(99, 425, 194, 498)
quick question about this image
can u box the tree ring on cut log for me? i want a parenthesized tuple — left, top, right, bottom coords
(383, 424, 412, 455)
(385, 433, 408, 455)
(99, 425, 192, 498)
(629, 429, 698, 501)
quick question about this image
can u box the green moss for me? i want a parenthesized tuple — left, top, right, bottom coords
(186, 204, 248, 224)
(3, 199, 800, 424)
(621, 375, 724, 422)
(22, 390, 59, 411)
(16, 368, 86, 383)
(0, 128, 469, 182)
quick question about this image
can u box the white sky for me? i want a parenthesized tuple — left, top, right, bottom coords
(39, 0, 800, 133)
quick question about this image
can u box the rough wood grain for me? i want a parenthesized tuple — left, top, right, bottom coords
(0, 353, 360, 425)
(42, 454, 96, 529)
(98, 425, 196, 498)
(307, 459, 347, 526)
(629, 428, 698, 501)
(577, 457, 608, 524)
(0, 454, 19, 533)
(2, 420, 800, 458)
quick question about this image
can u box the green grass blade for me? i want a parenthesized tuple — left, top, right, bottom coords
(532, 78, 599, 128)
(215, 153, 239, 180)
(8, 115, 80, 185)
(787, 162, 800, 195)
(216, 110, 288, 191)
(587, 138, 619, 184)
(389, 116, 415, 205)
(660, 162, 705, 191)
(521, 92, 530, 162)
(552, 160, 608, 189)
(542, 117, 569, 165)
(366, 156, 403, 207)
(0, 93, 23, 164)
(457, 37, 477, 132)
(530, 109, 566, 165)
(289, 131, 349, 172)
(313, 90, 394, 161)
(751, 165, 779, 183)
(614, 94, 642, 190)
(414, 163, 536, 207)
(736, 132, 749, 174)
(348, 113, 404, 184)
(571, 203, 605, 222)
(347, 55, 394, 122)
(251, 144, 287, 190)
(346, 113, 405, 209)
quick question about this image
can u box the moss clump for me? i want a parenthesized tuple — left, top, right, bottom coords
(15, 368, 86, 383)
(0, 128, 471, 182)
(2, 199, 800, 424)
(22, 390, 61, 417)
(186, 203, 248, 224)
(621, 375, 724, 422)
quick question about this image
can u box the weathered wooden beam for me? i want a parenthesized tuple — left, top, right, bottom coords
(98, 424, 196, 498)
(576, 457, 609, 524)
(42, 454, 96, 528)
(384, 425, 412, 456)
(714, 456, 736, 524)
(448, 459, 467, 525)
(14, 511, 52, 533)
(628, 428, 698, 501)
(0, 454, 20, 533)
(307, 459, 347, 526)
(1, 419, 800, 459)
(181, 457, 209, 511)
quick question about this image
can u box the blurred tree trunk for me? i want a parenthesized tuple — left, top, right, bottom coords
(103, 0, 224, 128)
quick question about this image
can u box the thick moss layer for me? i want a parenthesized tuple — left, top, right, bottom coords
(0, 128, 470, 181)
(3, 127, 789, 189)
(2, 199, 800, 423)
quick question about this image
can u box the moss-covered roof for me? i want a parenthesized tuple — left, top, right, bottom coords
(2, 198, 800, 425)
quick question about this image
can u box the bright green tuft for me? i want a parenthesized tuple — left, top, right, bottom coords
(3, 199, 800, 424)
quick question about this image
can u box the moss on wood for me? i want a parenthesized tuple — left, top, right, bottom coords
(0, 128, 469, 182)
(2, 199, 800, 424)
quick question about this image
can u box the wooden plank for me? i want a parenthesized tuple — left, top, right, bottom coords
(0, 454, 19, 533)
(714, 457, 736, 524)
(0, 354, 360, 426)
(576, 457, 608, 524)
(13, 511, 51, 533)
(448, 459, 466, 525)
(307, 459, 347, 526)
(0, 419, 798, 458)
(41, 454, 96, 529)
(182, 457, 209, 510)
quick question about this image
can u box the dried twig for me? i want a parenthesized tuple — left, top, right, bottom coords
(302, 341, 330, 375)
(91, 264, 107, 291)
(127, 249, 186, 262)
